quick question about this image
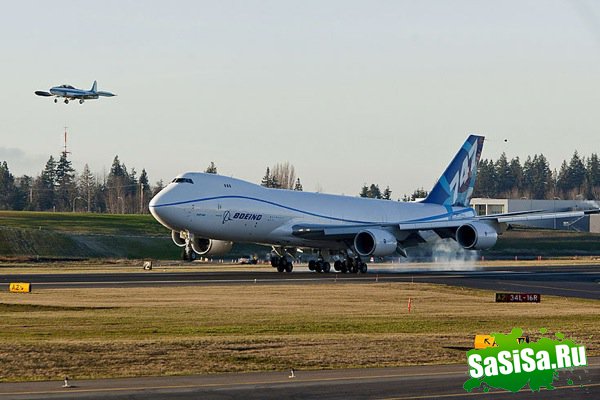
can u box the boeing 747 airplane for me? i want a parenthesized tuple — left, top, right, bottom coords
(35, 81, 115, 104)
(150, 135, 598, 273)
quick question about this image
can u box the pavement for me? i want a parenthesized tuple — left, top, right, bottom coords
(1, 264, 599, 299)
(0, 358, 598, 399)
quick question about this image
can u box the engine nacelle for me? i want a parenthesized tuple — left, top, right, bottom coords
(456, 222, 498, 250)
(354, 229, 398, 257)
(171, 230, 186, 247)
(191, 237, 233, 256)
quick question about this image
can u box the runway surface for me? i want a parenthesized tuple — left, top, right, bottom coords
(0, 357, 597, 399)
(1, 264, 599, 299)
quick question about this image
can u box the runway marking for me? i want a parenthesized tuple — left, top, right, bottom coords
(378, 382, 600, 399)
(0, 370, 466, 396)
(506, 282, 600, 294)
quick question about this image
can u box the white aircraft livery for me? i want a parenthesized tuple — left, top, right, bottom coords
(150, 135, 598, 273)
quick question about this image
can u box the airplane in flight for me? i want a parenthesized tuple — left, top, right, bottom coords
(35, 81, 116, 104)
(149, 135, 599, 273)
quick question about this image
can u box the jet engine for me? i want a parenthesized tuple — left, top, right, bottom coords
(191, 237, 234, 256)
(171, 230, 186, 247)
(354, 229, 398, 257)
(455, 222, 498, 250)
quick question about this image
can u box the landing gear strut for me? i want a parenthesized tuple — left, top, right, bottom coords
(182, 239, 196, 262)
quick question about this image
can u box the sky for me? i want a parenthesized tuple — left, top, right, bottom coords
(1, 0, 599, 197)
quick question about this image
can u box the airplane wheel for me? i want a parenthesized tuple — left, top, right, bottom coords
(277, 265, 284, 273)
(359, 263, 368, 274)
(271, 256, 279, 268)
(323, 262, 331, 273)
(285, 262, 293, 273)
(54, 99, 57, 103)
(308, 260, 316, 271)
(64, 99, 69, 104)
(333, 260, 342, 272)
(340, 264, 348, 274)
(79, 99, 84, 104)
(315, 261, 322, 273)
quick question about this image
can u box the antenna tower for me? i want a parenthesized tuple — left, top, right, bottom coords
(63, 126, 71, 158)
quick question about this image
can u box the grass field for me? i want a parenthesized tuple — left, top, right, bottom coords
(0, 211, 268, 260)
(0, 281, 598, 382)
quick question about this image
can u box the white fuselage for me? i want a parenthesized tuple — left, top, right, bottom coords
(149, 173, 475, 249)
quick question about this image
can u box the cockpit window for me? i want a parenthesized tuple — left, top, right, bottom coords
(171, 178, 194, 184)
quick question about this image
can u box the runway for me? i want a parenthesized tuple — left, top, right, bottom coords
(1, 264, 599, 299)
(0, 358, 597, 399)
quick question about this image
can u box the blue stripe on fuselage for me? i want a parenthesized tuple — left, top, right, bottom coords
(150, 195, 474, 225)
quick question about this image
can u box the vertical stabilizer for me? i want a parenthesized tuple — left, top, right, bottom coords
(91, 80, 97, 92)
(422, 135, 484, 207)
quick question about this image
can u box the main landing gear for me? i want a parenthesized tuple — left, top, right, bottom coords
(271, 255, 293, 273)
(333, 256, 367, 274)
(308, 257, 331, 273)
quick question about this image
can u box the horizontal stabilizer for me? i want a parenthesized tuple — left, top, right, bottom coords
(96, 91, 116, 97)
(35, 91, 52, 97)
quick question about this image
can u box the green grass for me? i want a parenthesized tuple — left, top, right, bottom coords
(0, 211, 269, 260)
(0, 211, 166, 235)
(490, 229, 600, 256)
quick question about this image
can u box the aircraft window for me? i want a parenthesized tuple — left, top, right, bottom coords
(172, 178, 194, 184)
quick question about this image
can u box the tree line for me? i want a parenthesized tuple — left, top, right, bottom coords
(0, 157, 306, 213)
(359, 151, 600, 202)
(1, 150, 599, 213)
(0, 153, 159, 213)
(474, 152, 600, 200)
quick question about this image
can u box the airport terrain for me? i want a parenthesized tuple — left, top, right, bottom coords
(1, 211, 600, 261)
(0, 262, 599, 383)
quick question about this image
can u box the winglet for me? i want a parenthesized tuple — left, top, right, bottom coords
(422, 135, 485, 207)
(91, 80, 97, 92)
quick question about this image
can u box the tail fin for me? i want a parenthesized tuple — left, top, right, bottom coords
(422, 135, 484, 207)
(91, 80, 97, 92)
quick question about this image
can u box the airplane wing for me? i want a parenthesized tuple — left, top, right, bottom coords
(292, 208, 600, 241)
(34, 91, 52, 97)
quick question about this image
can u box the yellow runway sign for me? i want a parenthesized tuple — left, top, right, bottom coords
(9, 282, 31, 293)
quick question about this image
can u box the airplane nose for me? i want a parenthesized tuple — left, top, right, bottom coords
(149, 187, 188, 231)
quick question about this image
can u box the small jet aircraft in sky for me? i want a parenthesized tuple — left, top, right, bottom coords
(150, 135, 600, 272)
(35, 81, 115, 104)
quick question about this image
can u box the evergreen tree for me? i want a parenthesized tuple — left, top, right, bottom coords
(566, 151, 586, 198)
(359, 184, 369, 197)
(494, 153, 512, 197)
(261, 167, 272, 187)
(34, 156, 57, 211)
(556, 160, 569, 198)
(586, 153, 600, 200)
(528, 154, 552, 199)
(474, 159, 497, 197)
(0, 161, 17, 209)
(382, 186, 392, 200)
(205, 162, 217, 174)
(368, 184, 382, 199)
(55, 152, 76, 211)
(509, 156, 523, 197)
